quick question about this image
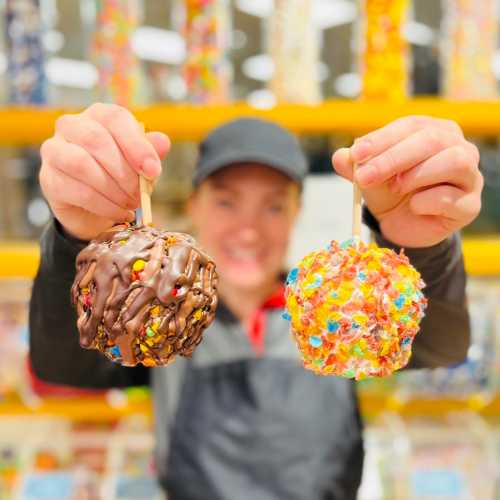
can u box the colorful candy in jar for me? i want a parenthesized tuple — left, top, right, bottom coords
(5, 0, 46, 104)
(182, 0, 231, 103)
(360, 0, 410, 100)
(92, 0, 141, 106)
(442, 0, 498, 99)
(268, 0, 321, 104)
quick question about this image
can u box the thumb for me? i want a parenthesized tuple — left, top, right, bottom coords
(332, 147, 354, 182)
(146, 131, 171, 160)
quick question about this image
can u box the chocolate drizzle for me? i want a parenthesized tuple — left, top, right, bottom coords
(71, 224, 218, 366)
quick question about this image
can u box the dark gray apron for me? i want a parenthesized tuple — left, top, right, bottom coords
(164, 358, 363, 500)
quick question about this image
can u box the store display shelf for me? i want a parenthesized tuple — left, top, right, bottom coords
(2, 237, 500, 278)
(359, 393, 500, 419)
(2, 393, 500, 421)
(0, 395, 152, 422)
(2, 99, 500, 145)
(462, 237, 500, 276)
(0, 242, 40, 279)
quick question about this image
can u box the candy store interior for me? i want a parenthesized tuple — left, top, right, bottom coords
(1, 0, 500, 498)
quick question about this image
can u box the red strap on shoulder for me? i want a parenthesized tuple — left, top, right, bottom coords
(247, 285, 286, 355)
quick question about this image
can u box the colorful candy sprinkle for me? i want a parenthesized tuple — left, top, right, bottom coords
(109, 346, 121, 358)
(284, 239, 427, 380)
(309, 336, 323, 348)
(133, 259, 146, 272)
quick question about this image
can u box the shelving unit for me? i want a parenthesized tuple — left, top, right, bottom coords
(0, 396, 152, 422)
(1, 99, 499, 422)
(2, 237, 500, 278)
(3, 99, 500, 146)
(1, 390, 500, 422)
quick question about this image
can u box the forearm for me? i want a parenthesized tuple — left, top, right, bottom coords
(29, 219, 148, 388)
(364, 208, 470, 368)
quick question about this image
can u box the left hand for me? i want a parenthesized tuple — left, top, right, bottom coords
(332, 115, 483, 247)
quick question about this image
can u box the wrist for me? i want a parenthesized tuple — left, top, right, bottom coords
(362, 205, 381, 234)
(55, 216, 116, 242)
(54, 219, 90, 248)
(362, 206, 454, 250)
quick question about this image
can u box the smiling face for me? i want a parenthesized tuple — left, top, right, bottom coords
(188, 164, 301, 293)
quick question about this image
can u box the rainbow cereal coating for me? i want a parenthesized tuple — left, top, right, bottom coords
(283, 239, 427, 380)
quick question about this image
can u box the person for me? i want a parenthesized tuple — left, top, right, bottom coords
(30, 104, 483, 500)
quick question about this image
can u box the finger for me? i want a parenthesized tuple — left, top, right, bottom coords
(43, 164, 135, 222)
(42, 137, 138, 211)
(55, 115, 140, 203)
(354, 127, 465, 187)
(331, 147, 354, 181)
(397, 144, 480, 196)
(146, 131, 170, 160)
(409, 185, 481, 223)
(83, 103, 162, 178)
(351, 116, 464, 164)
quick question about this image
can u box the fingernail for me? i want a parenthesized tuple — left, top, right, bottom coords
(350, 140, 372, 163)
(355, 164, 378, 186)
(157, 133, 170, 154)
(142, 157, 161, 178)
(333, 147, 352, 163)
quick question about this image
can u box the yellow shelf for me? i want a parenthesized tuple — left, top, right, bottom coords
(359, 394, 498, 419)
(462, 238, 500, 276)
(0, 393, 499, 421)
(2, 237, 500, 278)
(0, 396, 152, 422)
(0, 242, 40, 279)
(3, 99, 500, 145)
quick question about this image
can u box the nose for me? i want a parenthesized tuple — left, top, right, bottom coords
(238, 225, 260, 244)
(233, 206, 263, 244)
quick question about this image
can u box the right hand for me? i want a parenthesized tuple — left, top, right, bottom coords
(40, 103, 170, 241)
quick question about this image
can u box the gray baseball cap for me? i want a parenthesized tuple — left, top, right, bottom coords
(193, 117, 308, 186)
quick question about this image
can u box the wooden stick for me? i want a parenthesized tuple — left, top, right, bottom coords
(139, 174, 153, 226)
(138, 122, 153, 226)
(351, 153, 362, 239)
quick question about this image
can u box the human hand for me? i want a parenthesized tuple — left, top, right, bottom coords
(332, 116, 483, 247)
(39, 103, 170, 241)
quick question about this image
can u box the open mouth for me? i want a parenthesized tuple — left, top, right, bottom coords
(223, 247, 264, 266)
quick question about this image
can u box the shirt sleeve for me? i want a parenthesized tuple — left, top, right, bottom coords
(29, 219, 149, 389)
(363, 207, 470, 368)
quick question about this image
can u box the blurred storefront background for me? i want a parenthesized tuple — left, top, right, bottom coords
(0, 1, 500, 498)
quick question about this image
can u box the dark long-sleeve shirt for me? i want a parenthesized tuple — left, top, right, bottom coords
(28, 216, 470, 500)
(29, 217, 469, 389)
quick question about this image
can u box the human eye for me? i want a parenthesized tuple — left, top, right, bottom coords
(215, 197, 234, 209)
(267, 203, 285, 214)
